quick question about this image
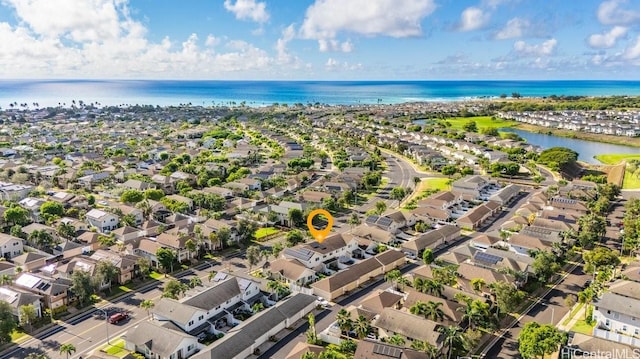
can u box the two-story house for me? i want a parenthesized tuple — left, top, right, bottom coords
(152, 274, 261, 334)
(85, 209, 119, 233)
(592, 281, 640, 345)
(0, 286, 42, 322)
(283, 233, 357, 271)
(0, 233, 23, 260)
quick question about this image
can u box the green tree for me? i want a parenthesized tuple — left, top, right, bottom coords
(95, 260, 120, 292)
(532, 250, 562, 283)
(438, 325, 469, 359)
(386, 334, 406, 346)
(140, 299, 155, 318)
(246, 245, 262, 270)
(457, 299, 493, 330)
(144, 189, 165, 200)
(189, 276, 203, 288)
(353, 315, 371, 339)
(286, 229, 305, 247)
(578, 213, 606, 247)
(19, 304, 37, 332)
(306, 313, 319, 344)
(583, 246, 620, 274)
(390, 186, 407, 205)
(40, 201, 64, 218)
(490, 281, 526, 314)
(136, 257, 151, 278)
(156, 247, 177, 275)
(3, 206, 29, 226)
(28, 230, 55, 250)
(375, 200, 387, 215)
(162, 279, 188, 299)
(288, 208, 305, 227)
(470, 278, 486, 294)
(422, 249, 434, 265)
(70, 270, 95, 306)
(185, 238, 198, 260)
(441, 164, 457, 177)
(272, 241, 284, 258)
(384, 269, 402, 290)
(120, 189, 144, 204)
(56, 223, 76, 240)
(335, 308, 353, 334)
(0, 301, 16, 344)
(537, 147, 578, 171)
(518, 322, 567, 359)
(59, 343, 76, 359)
(463, 120, 478, 132)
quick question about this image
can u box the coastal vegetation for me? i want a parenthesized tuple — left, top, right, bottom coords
(437, 116, 517, 131)
(488, 95, 640, 111)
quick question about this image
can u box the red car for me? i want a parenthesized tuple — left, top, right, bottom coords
(108, 312, 129, 324)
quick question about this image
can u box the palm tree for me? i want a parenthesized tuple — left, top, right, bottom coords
(413, 176, 421, 188)
(251, 302, 265, 313)
(470, 278, 486, 293)
(438, 325, 468, 359)
(353, 315, 371, 339)
(0, 274, 12, 286)
(424, 301, 445, 322)
(208, 270, 217, 282)
(266, 280, 289, 301)
(140, 299, 155, 318)
(189, 277, 202, 288)
(384, 269, 402, 290)
(396, 276, 410, 292)
(410, 340, 439, 358)
(425, 279, 444, 297)
(386, 334, 405, 346)
(25, 354, 50, 359)
(335, 308, 353, 334)
(59, 343, 76, 359)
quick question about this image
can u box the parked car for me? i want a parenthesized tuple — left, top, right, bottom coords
(108, 312, 129, 324)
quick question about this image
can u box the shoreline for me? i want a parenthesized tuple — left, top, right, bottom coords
(512, 123, 640, 148)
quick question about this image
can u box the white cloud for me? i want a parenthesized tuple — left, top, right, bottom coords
(588, 26, 627, 48)
(495, 17, 529, 39)
(205, 35, 220, 47)
(457, 7, 490, 32)
(513, 38, 557, 56)
(597, 0, 640, 25)
(223, 0, 269, 24)
(2, 0, 124, 42)
(325, 57, 362, 71)
(300, 0, 436, 50)
(0, 0, 284, 78)
(624, 35, 640, 60)
(318, 38, 353, 53)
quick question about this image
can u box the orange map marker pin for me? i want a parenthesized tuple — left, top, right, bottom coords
(307, 209, 333, 243)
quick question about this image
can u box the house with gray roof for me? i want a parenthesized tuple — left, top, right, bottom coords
(592, 288, 640, 346)
(152, 274, 260, 334)
(124, 320, 201, 359)
(192, 293, 316, 359)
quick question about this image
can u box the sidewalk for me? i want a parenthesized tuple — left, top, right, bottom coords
(557, 304, 586, 332)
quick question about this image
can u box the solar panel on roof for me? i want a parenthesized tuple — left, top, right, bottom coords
(377, 217, 393, 227)
(475, 252, 502, 265)
(366, 215, 379, 224)
(372, 343, 402, 358)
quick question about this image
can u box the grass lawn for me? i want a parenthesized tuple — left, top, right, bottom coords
(571, 319, 595, 335)
(10, 330, 27, 342)
(100, 338, 129, 358)
(423, 177, 451, 191)
(444, 116, 517, 130)
(595, 153, 640, 164)
(149, 271, 164, 280)
(255, 227, 280, 239)
(623, 169, 640, 189)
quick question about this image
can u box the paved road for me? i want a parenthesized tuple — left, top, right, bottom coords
(484, 263, 590, 359)
(7, 263, 227, 359)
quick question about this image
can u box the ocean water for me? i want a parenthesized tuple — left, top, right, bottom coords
(2, 80, 640, 108)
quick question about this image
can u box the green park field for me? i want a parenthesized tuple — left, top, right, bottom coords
(594, 153, 640, 165)
(444, 116, 517, 130)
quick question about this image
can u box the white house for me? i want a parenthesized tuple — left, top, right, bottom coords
(85, 208, 119, 233)
(0, 233, 23, 260)
(0, 286, 42, 323)
(125, 320, 201, 359)
(592, 281, 640, 346)
(283, 233, 358, 270)
(152, 274, 261, 333)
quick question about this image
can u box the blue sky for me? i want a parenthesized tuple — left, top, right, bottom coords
(1, 0, 640, 80)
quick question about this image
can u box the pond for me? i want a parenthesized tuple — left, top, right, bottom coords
(501, 128, 640, 164)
